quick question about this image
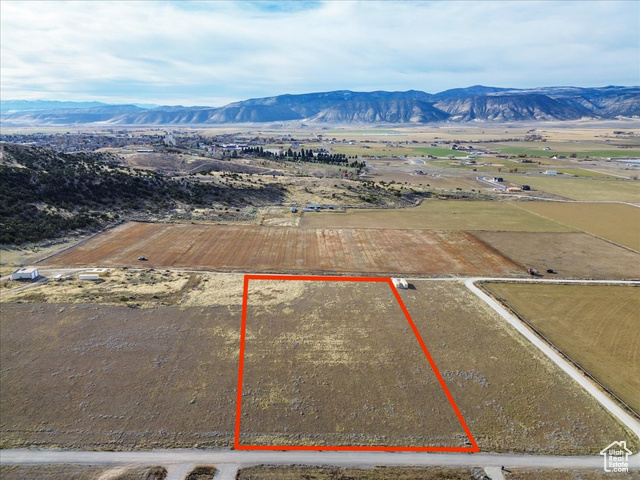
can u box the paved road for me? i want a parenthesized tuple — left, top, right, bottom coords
(2, 448, 637, 469)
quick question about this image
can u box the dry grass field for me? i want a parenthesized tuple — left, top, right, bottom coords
(0, 303, 241, 450)
(301, 200, 573, 231)
(515, 202, 640, 250)
(471, 232, 640, 279)
(237, 279, 635, 453)
(505, 469, 640, 480)
(504, 175, 640, 202)
(398, 282, 637, 454)
(237, 466, 478, 480)
(1, 269, 246, 309)
(1, 279, 635, 454)
(482, 283, 640, 415)
(239, 280, 471, 448)
(42, 222, 522, 277)
(0, 465, 167, 480)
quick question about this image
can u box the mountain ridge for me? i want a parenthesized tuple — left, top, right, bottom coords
(2, 85, 638, 125)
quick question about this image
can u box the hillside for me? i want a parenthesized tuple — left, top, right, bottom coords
(0, 144, 284, 245)
(1, 86, 638, 126)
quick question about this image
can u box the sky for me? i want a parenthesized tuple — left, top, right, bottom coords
(1, 0, 639, 107)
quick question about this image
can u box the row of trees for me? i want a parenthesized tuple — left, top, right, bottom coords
(242, 146, 366, 171)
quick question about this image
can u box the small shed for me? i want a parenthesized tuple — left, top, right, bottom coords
(78, 273, 101, 281)
(12, 267, 39, 280)
(392, 278, 409, 289)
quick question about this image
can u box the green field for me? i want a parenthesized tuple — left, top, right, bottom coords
(488, 142, 640, 159)
(483, 283, 640, 415)
(302, 200, 574, 231)
(554, 168, 618, 178)
(504, 175, 640, 202)
(515, 202, 640, 250)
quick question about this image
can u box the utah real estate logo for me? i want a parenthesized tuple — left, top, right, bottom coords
(599, 441, 631, 473)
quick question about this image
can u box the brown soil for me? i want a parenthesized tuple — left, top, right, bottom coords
(471, 231, 640, 279)
(42, 222, 522, 277)
(185, 466, 216, 480)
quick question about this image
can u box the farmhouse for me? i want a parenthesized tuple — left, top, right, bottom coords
(11, 267, 39, 280)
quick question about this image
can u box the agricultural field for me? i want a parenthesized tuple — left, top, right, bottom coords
(514, 202, 640, 250)
(301, 200, 573, 231)
(503, 175, 640, 202)
(237, 466, 478, 480)
(481, 283, 640, 415)
(41, 221, 522, 277)
(484, 141, 640, 159)
(471, 232, 640, 279)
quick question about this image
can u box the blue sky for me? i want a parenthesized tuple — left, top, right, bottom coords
(1, 0, 638, 106)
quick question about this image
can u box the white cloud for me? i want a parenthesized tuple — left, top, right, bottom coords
(1, 0, 638, 105)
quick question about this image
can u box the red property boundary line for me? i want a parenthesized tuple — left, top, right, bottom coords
(234, 274, 480, 453)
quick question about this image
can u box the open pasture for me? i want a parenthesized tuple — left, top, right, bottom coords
(1, 279, 636, 453)
(301, 200, 573, 231)
(471, 231, 640, 279)
(0, 465, 168, 480)
(400, 281, 638, 454)
(515, 202, 640, 250)
(505, 469, 640, 480)
(42, 221, 522, 277)
(238, 279, 636, 453)
(237, 466, 477, 480)
(504, 175, 640, 202)
(238, 278, 473, 449)
(482, 283, 640, 416)
(0, 303, 241, 449)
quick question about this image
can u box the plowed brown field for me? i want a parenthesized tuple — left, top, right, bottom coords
(43, 222, 521, 276)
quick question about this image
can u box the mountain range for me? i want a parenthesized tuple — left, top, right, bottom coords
(2, 85, 638, 126)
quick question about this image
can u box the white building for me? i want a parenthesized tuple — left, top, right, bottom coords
(78, 274, 101, 281)
(392, 278, 409, 289)
(11, 267, 39, 280)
